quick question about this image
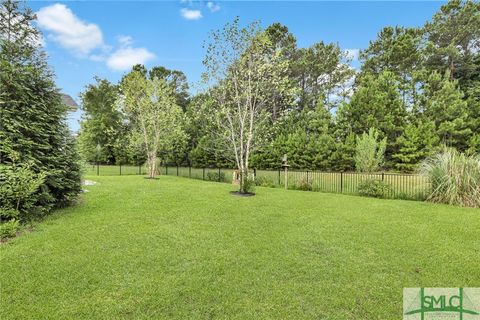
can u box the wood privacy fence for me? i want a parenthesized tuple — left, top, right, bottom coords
(86, 164, 430, 200)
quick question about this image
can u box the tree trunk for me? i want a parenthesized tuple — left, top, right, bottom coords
(147, 151, 157, 179)
(239, 168, 247, 193)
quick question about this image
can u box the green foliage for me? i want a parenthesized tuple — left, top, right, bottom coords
(0, 162, 46, 221)
(243, 175, 256, 194)
(357, 179, 392, 198)
(392, 121, 439, 172)
(0, 0, 81, 220)
(420, 149, 480, 208)
(0, 219, 19, 238)
(78, 78, 123, 164)
(355, 128, 387, 172)
(206, 171, 226, 182)
(294, 174, 313, 191)
(76, 1, 479, 175)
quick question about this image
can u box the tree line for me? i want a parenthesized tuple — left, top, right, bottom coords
(79, 0, 479, 179)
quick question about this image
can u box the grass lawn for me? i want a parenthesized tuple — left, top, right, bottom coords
(1, 175, 479, 319)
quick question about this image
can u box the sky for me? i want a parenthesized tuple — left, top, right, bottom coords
(27, 0, 446, 132)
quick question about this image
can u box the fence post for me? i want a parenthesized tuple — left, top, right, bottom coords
(97, 162, 99, 176)
(119, 164, 122, 176)
(189, 166, 191, 178)
(278, 169, 281, 186)
(166, 164, 168, 175)
(203, 168, 205, 180)
(253, 168, 257, 179)
(382, 172, 385, 181)
(340, 172, 343, 193)
(177, 165, 179, 176)
(306, 170, 309, 184)
(218, 168, 221, 182)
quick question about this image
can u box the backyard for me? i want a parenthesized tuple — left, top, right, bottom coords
(1, 175, 479, 319)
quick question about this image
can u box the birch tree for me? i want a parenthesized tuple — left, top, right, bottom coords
(202, 19, 293, 193)
(120, 71, 185, 179)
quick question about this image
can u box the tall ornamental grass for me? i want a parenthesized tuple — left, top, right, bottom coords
(420, 149, 480, 208)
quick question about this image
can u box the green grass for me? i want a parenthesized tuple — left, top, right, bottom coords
(1, 175, 479, 319)
(86, 165, 430, 199)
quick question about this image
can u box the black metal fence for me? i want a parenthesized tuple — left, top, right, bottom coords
(86, 163, 431, 200)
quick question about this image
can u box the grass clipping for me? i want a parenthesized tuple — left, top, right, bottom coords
(421, 149, 480, 208)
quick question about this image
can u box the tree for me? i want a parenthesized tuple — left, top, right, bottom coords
(293, 41, 355, 111)
(354, 128, 387, 172)
(202, 18, 292, 193)
(78, 78, 123, 164)
(120, 71, 186, 179)
(421, 71, 471, 151)
(392, 121, 439, 172)
(336, 70, 407, 166)
(0, 0, 81, 216)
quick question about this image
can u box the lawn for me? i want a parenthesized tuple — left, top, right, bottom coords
(1, 175, 479, 319)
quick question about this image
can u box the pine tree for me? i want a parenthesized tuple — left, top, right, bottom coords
(422, 71, 471, 151)
(392, 121, 439, 172)
(0, 0, 81, 216)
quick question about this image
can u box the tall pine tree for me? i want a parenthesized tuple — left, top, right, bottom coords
(0, 0, 81, 215)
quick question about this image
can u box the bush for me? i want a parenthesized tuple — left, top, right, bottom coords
(0, 219, 19, 239)
(420, 149, 480, 207)
(0, 162, 46, 221)
(357, 179, 392, 198)
(243, 176, 256, 194)
(295, 175, 313, 191)
(355, 128, 387, 172)
(206, 171, 226, 182)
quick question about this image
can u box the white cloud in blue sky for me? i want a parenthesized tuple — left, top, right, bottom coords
(36, 4, 104, 56)
(106, 47, 155, 71)
(207, 2, 221, 13)
(180, 8, 203, 20)
(36, 3, 155, 72)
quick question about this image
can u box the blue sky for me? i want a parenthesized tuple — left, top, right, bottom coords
(28, 1, 445, 131)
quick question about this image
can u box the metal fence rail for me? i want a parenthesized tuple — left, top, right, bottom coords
(85, 164, 430, 200)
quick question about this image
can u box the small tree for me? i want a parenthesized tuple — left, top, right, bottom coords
(355, 128, 387, 172)
(120, 71, 185, 179)
(202, 18, 293, 193)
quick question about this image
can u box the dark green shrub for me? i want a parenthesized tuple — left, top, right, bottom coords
(357, 179, 391, 198)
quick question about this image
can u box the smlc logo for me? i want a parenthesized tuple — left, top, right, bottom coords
(404, 288, 480, 320)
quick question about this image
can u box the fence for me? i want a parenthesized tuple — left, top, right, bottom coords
(85, 163, 431, 200)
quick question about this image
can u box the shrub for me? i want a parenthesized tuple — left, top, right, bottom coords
(206, 171, 226, 182)
(0, 162, 46, 221)
(0, 219, 19, 239)
(355, 128, 387, 172)
(295, 175, 313, 191)
(357, 179, 392, 198)
(243, 176, 256, 194)
(420, 149, 480, 207)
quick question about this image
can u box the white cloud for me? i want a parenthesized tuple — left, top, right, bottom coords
(180, 8, 202, 20)
(36, 4, 104, 55)
(117, 35, 133, 47)
(106, 47, 155, 71)
(345, 48, 360, 60)
(207, 2, 220, 12)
